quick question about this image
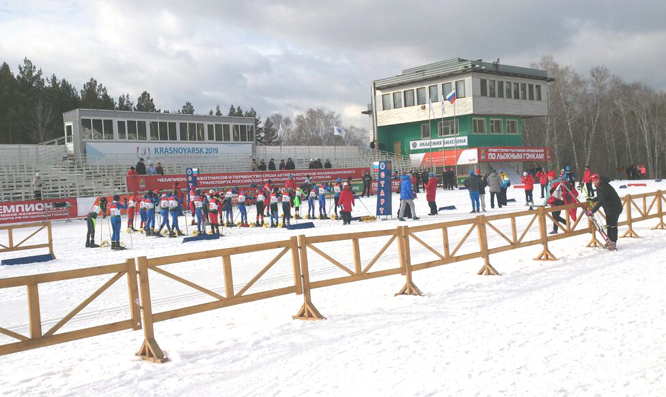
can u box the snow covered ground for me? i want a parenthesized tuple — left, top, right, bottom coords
(1, 180, 666, 396)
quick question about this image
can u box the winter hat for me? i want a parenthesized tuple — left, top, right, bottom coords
(429, 173, 434, 178)
(565, 166, 571, 171)
(476, 169, 481, 174)
(591, 173, 600, 180)
(337, 178, 342, 183)
(523, 172, 527, 176)
(469, 170, 475, 176)
(499, 170, 503, 173)
(113, 194, 120, 201)
(547, 171, 557, 179)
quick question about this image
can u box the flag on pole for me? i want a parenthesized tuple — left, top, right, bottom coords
(446, 90, 457, 104)
(333, 126, 345, 138)
(428, 98, 436, 119)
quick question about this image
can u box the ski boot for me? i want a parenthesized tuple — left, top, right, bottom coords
(176, 230, 185, 236)
(116, 242, 127, 250)
(169, 230, 176, 238)
(89, 242, 99, 248)
(295, 215, 301, 220)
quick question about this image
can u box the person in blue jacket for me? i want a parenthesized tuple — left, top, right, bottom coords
(145, 191, 157, 236)
(308, 183, 317, 219)
(332, 177, 343, 218)
(156, 192, 171, 237)
(108, 195, 128, 250)
(398, 174, 419, 221)
(318, 183, 328, 219)
(169, 192, 185, 236)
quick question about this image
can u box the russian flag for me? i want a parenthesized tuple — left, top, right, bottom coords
(446, 90, 456, 104)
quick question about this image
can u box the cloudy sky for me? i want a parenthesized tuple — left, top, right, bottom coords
(1, 0, 665, 129)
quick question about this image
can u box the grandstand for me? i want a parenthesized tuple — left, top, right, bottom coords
(0, 139, 412, 201)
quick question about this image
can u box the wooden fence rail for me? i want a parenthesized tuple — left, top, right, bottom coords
(0, 190, 663, 362)
(0, 221, 54, 257)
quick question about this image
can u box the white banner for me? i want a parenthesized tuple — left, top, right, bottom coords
(85, 141, 253, 164)
(409, 136, 468, 151)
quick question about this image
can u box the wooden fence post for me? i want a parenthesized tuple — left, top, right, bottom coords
(293, 235, 324, 320)
(47, 221, 55, 258)
(621, 194, 640, 238)
(395, 226, 423, 296)
(136, 256, 167, 363)
(27, 284, 42, 339)
(352, 238, 362, 275)
(222, 255, 234, 299)
(585, 216, 602, 248)
(535, 207, 557, 261)
(654, 190, 666, 230)
(476, 216, 499, 275)
(290, 236, 303, 295)
(125, 258, 142, 330)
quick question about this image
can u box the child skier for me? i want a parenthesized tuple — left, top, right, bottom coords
(108, 195, 128, 250)
(255, 188, 266, 226)
(270, 187, 280, 228)
(318, 183, 328, 219)
(281, 188, 292, 228)
(144, 191, 156, 236)
(263, 180, 273, 218)
(208, 193, 221, 235)
(192, 190, 206, 235)
(168, 192, 185, 236)
(339, 184, 355, 225)
(238, 189, 248, 227)
(127, 193, 137, 231)
(544, 171, 578, 234)
(294, 186, 304, 219)
(307, 183, 317, 219)
(85, 197, 107, 248)
(139, 192, 147, 231)
(333, 178, 342, 218)
(223, 189, 235, 227)
(156, 192, 171, 237)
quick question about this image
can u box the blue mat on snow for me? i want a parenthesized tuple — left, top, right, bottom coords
(1, 253, 55, 266)
(619, 185, 627, 189)
(506, 198, 517, 203)
(182, 233, 220, 243)
(656, 179, 662, 182)
(438, 205, 457, 211)
(287, 222, 315, 230)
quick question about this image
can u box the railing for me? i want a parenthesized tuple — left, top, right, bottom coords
(0, 221, 54, 259)
(2, 191, 662, 362)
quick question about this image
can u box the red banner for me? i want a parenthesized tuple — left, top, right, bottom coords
(478, 147, 552, 162)
(126, 168, 367, 192)
(370, 180, 401, 193)
(0, 199, 78, 225)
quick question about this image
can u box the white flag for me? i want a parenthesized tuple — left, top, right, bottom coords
(428, 98, 436, 119)
(441, 97, 446, 115)
(333, 126, 345, 137)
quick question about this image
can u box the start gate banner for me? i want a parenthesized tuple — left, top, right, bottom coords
(126, 168, 366, 192)
(0, 198, 78, 225)
(375, 161, 393, 217)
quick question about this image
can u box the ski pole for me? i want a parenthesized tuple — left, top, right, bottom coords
(183, 206, 189, 235)
(356, 196, 373, 217)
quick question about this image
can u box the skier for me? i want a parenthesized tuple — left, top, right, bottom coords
(144, 191, 157, 236)
(223, 189, 235, 227)
(85, 197, 107, 248)
(192, 190, 206, 234)
(139, 192, 148, 231)
(426, 172, 438, 215)
(581, 165, 594, 198)
(488, 170, 502, 209)
(263, 180, 273, 218)
(108, 195, 128, 250)
(398, 174, 419, 221)
(169, 192, 185, 236)
(255, 188, 266, 226)
(188, 186, 197, 226)
(156, 192, 171, 237)
(522, 171, 535, 206)
(294, 186, 304, 220)
(587, 174, 623, 248)
(338, 184, 355, 225)
(463, 170, 481, 213)
(127, 193, 137, 231)
(307, 183, 317, 219)
(332, 178, 343, 218)
(238, 189, 248, 227)
(281, 188, 292, 228)
(318, 183, 328, 219)
(208, 193, 221, 235)
(544, 171, 578, 234)
(270, 187, 280, 227)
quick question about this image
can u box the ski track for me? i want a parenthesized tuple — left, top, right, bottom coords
(1, 180, 666, 396)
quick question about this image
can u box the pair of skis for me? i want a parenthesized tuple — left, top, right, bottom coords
(560, 183, 617, 251)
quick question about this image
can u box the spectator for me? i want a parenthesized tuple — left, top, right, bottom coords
(581, 165, 594, 197)
(463, 170, 481, 213)
(324, 159, 332, 169)
(362, 171, 372, 197)
(147, 161, 157, 175)
(522, 171, 535, 205)
(499, 170, 510, 206)
(286, 158, 295, 170)
(426, 172, 438, 215)
(414, 171, 421, 193)
(398, 174, 418, 221)
(250, 159, 258, 171)
(488, 169, 502, 209)
(478, 169, 487, 212)
(136, 158, 147, 175)
(339, 184, 355, 225)
(126, 166, 138, 177)
(308, 159, 315, 169)
(268, 159, 276, 171)
(316, 159, 323, 168)
(32, 172, 43, 200)
(279, 159, 286, 170)
(537, 169, 548, 198)
(155, 162, 165, 175)
(640, 164, 647, 179)
(258, 159, 267, 171)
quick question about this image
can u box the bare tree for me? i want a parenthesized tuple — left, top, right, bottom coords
(30, 97, 56, 143)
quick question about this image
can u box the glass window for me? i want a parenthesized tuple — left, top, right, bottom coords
(197, 123, 204, 141)
(207, 124, 214, 141)
(404, 90, 415, 107)
(223, 124, 231, 141)
(456, 80, 466, 98)
(159, 122, 168, 140)
(507, 120, 519, 134)
(168, 122, 177, 141)
(382, 94, 391, 111)
(505, 81, 512, 99)
(473, 118, 486, 134)
(520, 83, 527, 100)
(429, 85, 439, 102)
(81, 119, 92, 140)
(416, 87, 427, 105)
(92, 119, 103, 140)
(248, 125, 255, 141)
(179, 122, 188, 141)
(513, 82, 520, 99)
(536, 85, 542, 101)
(149, 121, 158, 140)
(490, 80, 497, 97)
(65, 124, 73, 143)
(240, 125, 248, 141)
(103, 119, 113, 140)
(437, 119, 459, 136)
(392, 92, 403, 108)
(188, 123, 196, 141)
(528, 84, 535, 100)
(233, 125, 240, 141)
(421, 123, 430, 139)
(117, 121, 126, 140)
(489, 119, 503, 134)
(137, 121, 147, 140)
(442, 82, 452, 98)
(480, 79, 488, 97)
(498, 81, 504, 98)
(127, 120, 137, 140)
(215, 124, 222, 141)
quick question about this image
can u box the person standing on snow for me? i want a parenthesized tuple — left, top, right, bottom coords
(332, 178, 343, 218)
(192, 190, 206, 234)
(398, 174, 419, 221)
(156, 192, 171, 237)
(477, 169, 487, 212)
(85, 197, 107, 248)
(208, 193, 221, 235)
(499, 170, 510, 206)
(338, 184, 355, 225)
(425, 172, 438, 215)
(587, 174, 623, 247)
(463, 170, 481, 213)
(544, 171, 578, 234)
(127, 192, 138, 231)
(255, 189, 266, 226)
(537, 169, 548, 198)
(581, 165, 594, 197)
(108, 195, 128, 250)
(318, 183, 328, 219)
(522, 171, 535, 206)
(488, 170, 502, 209)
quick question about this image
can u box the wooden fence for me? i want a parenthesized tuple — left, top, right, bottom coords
(0, 221, 54, 258)
(0, 190, 664, 362)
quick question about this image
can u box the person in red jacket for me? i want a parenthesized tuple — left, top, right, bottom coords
(537, 170, 548, 198)
(521, 172, 535, 205)
(581, 165, 594, 197)
(425, 172, 438, 215)
(126, 166, 138, 176)
(338, 184, 355, 225)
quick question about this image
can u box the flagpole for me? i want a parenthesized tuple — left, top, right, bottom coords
(428, 99, 432, 173)
(454, 100, 458, 186)
(440, 99, 444, 174)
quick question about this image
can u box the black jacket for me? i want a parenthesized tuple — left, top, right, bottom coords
(463, 174, 481, 192)
(591, 176, 623, 214)
(362, 174, 372, 185)
(136, 161, 146, 175)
